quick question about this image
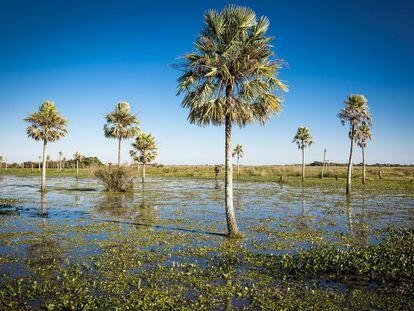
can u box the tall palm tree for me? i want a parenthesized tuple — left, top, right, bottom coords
(176, 5, 287, 237)
(292, 126, 314, 182)
(24, 101, 67, 191)
(355, 122, 372, 184)
(104, 102, 140, 169)
(338, 94, 372, 194)
(73, 152, 83, 180)
(38, 156, 41, 172)
(232, 144, 244, 179)
(58, 151, 63, 172)
(130, 133, 157, 183)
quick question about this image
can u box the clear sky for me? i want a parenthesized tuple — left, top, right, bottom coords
(0, 0, 413, 165)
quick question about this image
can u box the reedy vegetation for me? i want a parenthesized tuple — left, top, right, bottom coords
(176, 5, 287, 237)
(24, 101, 68, 191)
(292, 126, 313, 182)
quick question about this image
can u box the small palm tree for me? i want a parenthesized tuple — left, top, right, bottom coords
(46, 155, 51, 168)
(130, 133, 157, 183)
(355, 122, 372, 184)
(176, 5, 287, 237)
(73, 152, 83, 180)
(232, 145, 244, 179)
(24, 101, 68, 191)
(293, 127, 314, 181)
(58, 151, 63, 172)
(338, 94, 372, 194)
(104, 102, 140, 169)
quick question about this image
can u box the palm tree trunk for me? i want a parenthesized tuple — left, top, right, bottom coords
(362, 147, 366, 184)
(41, 140, 47, 192)
(301, 147, 305, 182)
(38, 160, 40, 172)
(225, 116, 240, 237)
(117, 138, 122, 169)
(346, 134, 354, 195)
(142, 163, 146, 183)
(237, 156, 240, 179)
(76, 160, 79, 180)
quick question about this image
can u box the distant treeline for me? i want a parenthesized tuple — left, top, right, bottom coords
(308, 161, 413, 167)
(4, 156, 104, 169)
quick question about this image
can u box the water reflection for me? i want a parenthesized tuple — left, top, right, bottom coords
(297, 187, 310, 230)
(40, 191, 47, 217)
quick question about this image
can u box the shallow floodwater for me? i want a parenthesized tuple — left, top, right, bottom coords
(1, 175, 413, 249)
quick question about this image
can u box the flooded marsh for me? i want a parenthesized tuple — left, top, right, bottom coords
(0, 175, 413, 310)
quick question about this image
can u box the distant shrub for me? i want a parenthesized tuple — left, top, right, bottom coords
(94, 169, 134, 192)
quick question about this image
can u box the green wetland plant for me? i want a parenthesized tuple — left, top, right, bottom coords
(176, 5, 287, 237)
(24, 101, 68, 191)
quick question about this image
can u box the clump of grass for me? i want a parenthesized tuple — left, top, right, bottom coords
(94, 168, 134, 192)
(0, 198, 20, 208)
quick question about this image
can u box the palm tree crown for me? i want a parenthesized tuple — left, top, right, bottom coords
(104, 102, 140, 140)
(355, 122, 372, 148)
(24, 101, 68, 142)
(130, 133, 158, 164)
(177, 5, 287, 127)
(73, 152, 84, 162)
(338, 94, 372, 137)
(232, 144, 244, 158)
(293, 126, 313, 149)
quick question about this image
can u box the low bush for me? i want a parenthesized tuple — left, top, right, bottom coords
(94, 168, 134, 192)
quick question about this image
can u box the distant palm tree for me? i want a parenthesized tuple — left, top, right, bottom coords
(176, 5, 287, 237)
(58, 151, 63, 171)
(130, 133, 157, 183)
(46, 155, 51, 169)
(73, 152, 83, 180)
(293, 126, 314, 182)
(338, 94, 372, 194)
(24, 101, 68, 191)
(232, 145, 244, 179)
(104, 102, 140, 169)
(355, 122, 372, 184)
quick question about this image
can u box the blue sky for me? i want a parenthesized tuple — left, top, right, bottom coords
(0, 0, 413, 165)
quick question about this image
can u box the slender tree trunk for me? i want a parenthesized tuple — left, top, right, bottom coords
(362, 147, 366, 184)
(321, 149, 326, 179)
(76, 160, 79, 180)
(237, 156, 240, 179)
(38, 160, 41, 172)
(142, 163, 146, 183)
(225, 116, 240, 237)
(301, 147, 305, 182)
(117, 138, 122, 169)
(346, 133, 354, 195)
(41, 141, 47, 192)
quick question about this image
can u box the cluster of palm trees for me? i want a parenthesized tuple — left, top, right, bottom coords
(24, 101, 158, 191)
(21, 5, 373, 238)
